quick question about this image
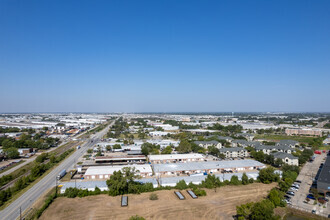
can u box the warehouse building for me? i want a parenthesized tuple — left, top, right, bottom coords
(84, 164, 153, 180)
(158, 172, 259, 187)
(60, 181, 108, 194)
(94, 155, 146, 164)
(148, 154, 204, 164)
(152, 159, 265, 176)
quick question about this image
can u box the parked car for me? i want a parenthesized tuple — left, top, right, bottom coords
(312, 210, 316, 214)
(295, 180, 302, 183)
(287, 191, 295, 196)
(290, 187, 298, 191)
(307, 194, 315, 200)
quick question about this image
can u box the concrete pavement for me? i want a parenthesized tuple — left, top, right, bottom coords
(0, 121, 113, 220)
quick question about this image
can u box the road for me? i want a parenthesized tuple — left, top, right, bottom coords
(0, 121, 113, 220)
(290, 153, 329, 217)
(0, 141, 71, 178)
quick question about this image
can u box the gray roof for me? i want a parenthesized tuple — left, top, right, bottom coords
(255, 144, 292, 152)
(277, 140, 299, 146)
(194, 140, 220, 145)
(232, 139, 249, 145)
(61, 181, 108, 192)
(152, 159, 265, 173)
(219, 147, 247, 153)
(318, 155, 330, 185)
(271, 152, 298, 160)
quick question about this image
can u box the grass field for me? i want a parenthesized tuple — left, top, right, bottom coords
(40, 183, 276, 220)
(255, 134, 317, 144)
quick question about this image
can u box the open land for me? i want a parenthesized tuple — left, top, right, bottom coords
(40, 182, 276, 220)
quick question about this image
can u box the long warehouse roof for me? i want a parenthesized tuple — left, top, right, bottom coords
(85, 164, 152, 176)
(152, 159, 265, 173)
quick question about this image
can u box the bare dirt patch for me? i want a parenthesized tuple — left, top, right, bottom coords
(40, 183, 276, 220)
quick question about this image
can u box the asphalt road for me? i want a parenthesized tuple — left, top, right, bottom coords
(0, 121, 113, 220)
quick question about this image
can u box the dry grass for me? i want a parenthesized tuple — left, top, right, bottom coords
(40, 183, 276, 220)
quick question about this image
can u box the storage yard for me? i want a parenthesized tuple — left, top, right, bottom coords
(40, 183, 276, 220)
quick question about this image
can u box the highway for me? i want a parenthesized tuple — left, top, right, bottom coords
(0, 121, 113, 220)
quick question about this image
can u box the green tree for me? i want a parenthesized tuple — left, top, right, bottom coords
(4, 147, 19, 159)
(161, 146, 172, 154)
(106, 167, 139, 196)
(242, 173, 249, 185)
(236, 202, 254, 219)
(176, 140, 192, 153)
(230, 175, 241, 185)
(175, 180, 188, 190)
(113, 144, 122, 149)
(268, 188, 281, 207)
(250, 199, 275, 220)
(201, 174, 222, 189)
(258, 167, 279, 184)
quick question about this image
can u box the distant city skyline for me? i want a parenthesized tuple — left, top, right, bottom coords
(1, 0, 329, 112)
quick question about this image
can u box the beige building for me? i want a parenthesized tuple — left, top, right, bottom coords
(285, 128, 322, 137)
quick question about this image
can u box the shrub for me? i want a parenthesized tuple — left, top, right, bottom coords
(129, 215, 145, 220)
(149, 193, 158, 200)
(193, 188, 206, 196)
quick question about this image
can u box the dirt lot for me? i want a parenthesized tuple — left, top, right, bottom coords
(40, 183, 276, 220)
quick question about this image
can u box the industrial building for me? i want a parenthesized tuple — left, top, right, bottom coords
(148, 154, 204, 164)
(84, 164, 153, 179)
(60, 181, 108, 194)
(152, 159, 265, 176)
(94, 155, 146, 164)
(158, 172, 259, 187)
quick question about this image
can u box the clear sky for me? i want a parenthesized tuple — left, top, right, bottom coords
(0, 0, 329, 113)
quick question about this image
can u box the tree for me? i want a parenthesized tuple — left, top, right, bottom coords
(176, 140, 192, 153)
(236, 202, 254, 219)
(201, 174, 222, 189)
(230, 175, 241, 185)
(258, 167, 279, 184)
(175, 180, 188, 190)
(87, 149, 93, 154)
(106, 167, 139, 196)
(106, 145, 112, 152)
(250, 199, 275, 220)
(4, 148, 19, 159)
(161, 146, 172, 154)
(274, 158, 283, 167)
(268, 188, 281, 207)
(113, 144, 122, 149)
(242, 173, 249, 185)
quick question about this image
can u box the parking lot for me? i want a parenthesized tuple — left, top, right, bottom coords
(290, 153, 329, 217)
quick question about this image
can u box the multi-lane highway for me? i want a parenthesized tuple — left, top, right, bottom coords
(0, 121, 113, 220)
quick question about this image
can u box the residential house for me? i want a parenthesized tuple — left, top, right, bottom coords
(271, 152, 299, 166)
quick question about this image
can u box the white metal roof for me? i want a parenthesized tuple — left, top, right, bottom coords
(85, 164, 153, 176)
(152, 159, 265, 173)
(148, 154, 204, 161)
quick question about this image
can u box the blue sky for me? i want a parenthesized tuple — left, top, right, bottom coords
(0, 0, 329, 112)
